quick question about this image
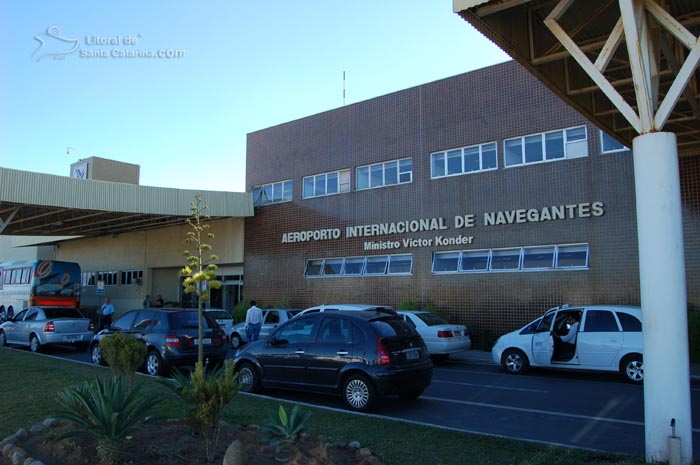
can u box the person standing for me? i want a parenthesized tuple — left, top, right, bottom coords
(143, 294, 152, 308)
(244, 300, 263, 343)
(100, 297, 115, 330)
(155, 294, 164, 307)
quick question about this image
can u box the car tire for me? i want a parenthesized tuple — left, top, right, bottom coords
(342, 373, 377, 412)
(29, 334, 41, 353)
(502, 348, 529, 375)
(231, 333, 243, 350)
(237, 362, 261, 393)
(621, 354, 644, 383)
(91, 344, 103, 365)
(0, 330, 6, 347)
(145, 349, 165, 377)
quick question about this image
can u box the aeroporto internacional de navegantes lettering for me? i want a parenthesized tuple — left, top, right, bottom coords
(280, 201, 605, 244)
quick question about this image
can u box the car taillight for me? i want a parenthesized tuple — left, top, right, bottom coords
(376, 337, 391, 366)
(166, 335, 180, 348)
(88, 321, 95, 331)
(437, 330, 454, 338)
(44, 321, 55, 332)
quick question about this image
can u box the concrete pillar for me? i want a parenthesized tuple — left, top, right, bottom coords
(633, 132, 692, 465)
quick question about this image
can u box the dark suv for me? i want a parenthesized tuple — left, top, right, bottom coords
(90, 308, 228, 376)
(233, 310, 433, 411)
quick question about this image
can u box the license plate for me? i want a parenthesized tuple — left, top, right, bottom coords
(406, 350, 419, 360)
(64, 336, 77, 343)
(194, 338, 212, 345)
(454, 330, 462, 336)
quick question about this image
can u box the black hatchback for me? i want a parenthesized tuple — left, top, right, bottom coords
(90, 308, 228, 376)
(233, 310, 433, 411)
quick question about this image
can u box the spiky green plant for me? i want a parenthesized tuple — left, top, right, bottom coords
(54, 375, 161, 465)
(99, 332, 147, 387)
(161, 360, 240, 462)
(261, 404, 312, 461)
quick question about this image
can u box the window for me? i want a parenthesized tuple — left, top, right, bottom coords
(304, 254, 413, 277)
(616, 312, 642, 331)
(431, 142, 497, 179)
(356, 158, 412, 190)
(97, 271, 118, 286)
(252, 180, 293, 206)
(584, 310, 620, 332)
(431, 244, 589, 274)
(600, 131, 628, 153)
(504, 126, 588, 167)
(81, 272, 95, 287)
(303, 169, 350, 198)
(121, 269, 143, 286)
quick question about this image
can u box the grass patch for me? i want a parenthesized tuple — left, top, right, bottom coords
(0, 348, 644, 465)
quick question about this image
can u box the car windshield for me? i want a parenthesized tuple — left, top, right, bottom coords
(370, 317, 418, 337)
(168, 311, 218, 329)
(43, 308, 84, 319)
(414, 312, 448, 326)
(206, 310, 231, 320)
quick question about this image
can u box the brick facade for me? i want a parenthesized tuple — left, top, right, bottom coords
(245, 61, 699, 348)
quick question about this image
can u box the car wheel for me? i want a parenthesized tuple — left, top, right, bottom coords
(231, 333, 243, 350)
(502, 348, 529, 375)
(621, 354, 644, 383)
(342, 373, 377, 412)
(145, 350, 165, 377)
(237, 362, 261, 393)
(29, 334, 41, 353)
(398, 388, 425, 400)
(91, 344, 103, 365)
(0, 330, 6, 347)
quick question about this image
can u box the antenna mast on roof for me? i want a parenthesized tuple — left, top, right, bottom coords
(343, 70, 346, 106)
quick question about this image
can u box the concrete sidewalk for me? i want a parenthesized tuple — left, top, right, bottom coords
(450, 350, 700, 380)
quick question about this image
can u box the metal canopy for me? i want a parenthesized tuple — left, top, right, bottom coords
(0, 167, 254, 237)
(453, 0, 700, 156)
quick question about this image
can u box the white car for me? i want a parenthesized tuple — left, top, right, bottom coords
(205, 309, 234, 335)
(397, 311, 471, 360)
(229, 308, 300, 349)
(296, 304, 396, 317)
(492, 304, 644, 383)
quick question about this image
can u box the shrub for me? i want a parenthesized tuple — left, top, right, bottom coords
(162, 360, 241, 462)
(233, 300, 250, 324)
(99, 333, 147, 386)
(54, 375, 161, 465)
(261, 404, 312, 461)
(398, 300, 418, 310)
(274, 297, 291, 309)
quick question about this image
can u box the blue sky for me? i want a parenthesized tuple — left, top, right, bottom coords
(0, 1, 509, 192)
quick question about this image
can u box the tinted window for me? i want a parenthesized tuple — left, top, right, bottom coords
(584, 310, 619, 332)
(112, 311, 138, 331)
(275, 318, 317, 344)
(266, 311, 280, 324)
(13, 309, 28, 321)
(25, 310, 39, 321)
(43, 308, 84, 319)
(318, 317, 350, 343)
(414, 312, 447, 326)
(207, 310, 231, 320)
(168, 311, 218, 330)
(520, 318, 543, 335)
(370, 318, 417, 337)
(537, 313, 555, 332)
(133, 311, 155, 330)
(616, 312, 642, 332)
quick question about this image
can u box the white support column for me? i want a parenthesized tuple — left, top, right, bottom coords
(633, 132, 692, 465)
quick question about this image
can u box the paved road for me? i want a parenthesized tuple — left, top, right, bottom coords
(28, 345, 700, 458)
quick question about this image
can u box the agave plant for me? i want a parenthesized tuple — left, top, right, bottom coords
(55, 375, 161, 465)
(261, 404, 312, 461)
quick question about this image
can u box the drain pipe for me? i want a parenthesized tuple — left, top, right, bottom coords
(669, 419, 681, 465)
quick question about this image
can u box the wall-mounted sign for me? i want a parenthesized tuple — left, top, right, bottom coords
(71, 162, 89, 180)
(281, 201, 606, 247)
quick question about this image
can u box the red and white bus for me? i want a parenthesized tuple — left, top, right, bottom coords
(0, 260, 81, 321)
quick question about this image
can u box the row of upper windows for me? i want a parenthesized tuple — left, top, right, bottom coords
(81, 270, 143, 287)
(253, 129, 628, 206)
(303, 243, 589, 278)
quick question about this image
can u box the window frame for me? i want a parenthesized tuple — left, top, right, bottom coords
(600, 130, 629, 153)
(356, 157, 413, 191)
(303, 169, 350, 199)
(252, 179, 293, 206)
(431, 142, 498, 179)
(503, 125, 588, 168)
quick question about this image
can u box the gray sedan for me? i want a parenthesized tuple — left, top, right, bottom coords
(229, 308, 300, 349)
(0, 306, 94, 352)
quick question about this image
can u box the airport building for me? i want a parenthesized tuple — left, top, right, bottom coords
(244, 60, 700, 346)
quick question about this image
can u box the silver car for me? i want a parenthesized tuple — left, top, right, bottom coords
(0, 306, 95, 352)
(229, 308, 299, 349)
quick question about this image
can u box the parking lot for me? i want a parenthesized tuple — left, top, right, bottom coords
(20, 344, 700, 459)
